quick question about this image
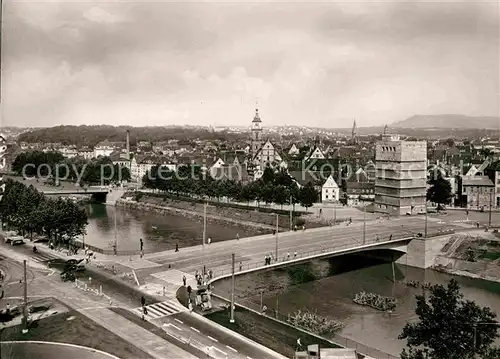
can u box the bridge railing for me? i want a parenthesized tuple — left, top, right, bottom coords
(209, 235, 412, 279)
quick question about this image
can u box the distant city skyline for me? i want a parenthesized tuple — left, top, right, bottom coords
(2, 1, 499, 128)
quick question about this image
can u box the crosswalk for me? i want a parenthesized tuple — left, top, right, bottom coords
(31, 254, 56, 262)
(133, 300, 187, 319)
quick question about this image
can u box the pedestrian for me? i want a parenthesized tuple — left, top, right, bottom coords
(187, 285, 192, 299)
(287, 252, 290, 260)
(376, 234, 380, 242)
(239, 262, 243, 271)
(175, 243, 179, 252)
(389, 234, 393, 241)
(296, 337, 302, 351)
(141, 296, 146, 308)
(140, 238, 143, 251)
(236, 233, 239, 240)
(182, 275, 187, 287)
(207, 237, 211, 245)
(294, 251, 297, 258)
(208, 270, 213, 279)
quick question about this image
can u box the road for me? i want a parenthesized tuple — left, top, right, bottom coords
(0, 240, 288, 359)
(1, 341, 121, 359)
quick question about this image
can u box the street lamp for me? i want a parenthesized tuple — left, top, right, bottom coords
(472, 321, 500, 358)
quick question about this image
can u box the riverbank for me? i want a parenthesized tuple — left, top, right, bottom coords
(433, 232, 500, 284)
(118, 194, 325, 232)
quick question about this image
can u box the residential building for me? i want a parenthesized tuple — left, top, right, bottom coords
(484, 160, 500, 208)
(288, 144, 300, 156)
(374, 134, 427, 216)
(458, 176, 495, 209)
(321, 175, 339, 202)
(344, 171, 375, 205)
(253, 140, 283, 169)
(94, 140, 115, 158)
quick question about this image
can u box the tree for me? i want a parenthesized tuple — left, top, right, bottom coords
(427, 171, 452, 206)
(298, 182, 318, 210)
(261, 166, 275, 184)
(400, 279, 499, 359)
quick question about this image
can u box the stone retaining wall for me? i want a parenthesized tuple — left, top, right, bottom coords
(117, 199, 277, 232)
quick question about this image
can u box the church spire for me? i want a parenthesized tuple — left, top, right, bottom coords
(351, 118, 357, 139)
(383, 124, 389, 135)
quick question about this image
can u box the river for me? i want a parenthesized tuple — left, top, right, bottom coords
(85, 204, 500, 357)
(83, 203, 257, 253)
(212, 253, 500, 357)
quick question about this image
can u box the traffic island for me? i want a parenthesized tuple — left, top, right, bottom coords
(0, 309, 153, 359)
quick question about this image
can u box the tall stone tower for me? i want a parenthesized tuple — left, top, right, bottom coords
(251, 108, 263, 156)
(374, 134, 427, 216)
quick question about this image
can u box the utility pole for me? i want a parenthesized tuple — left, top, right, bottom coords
(22, 260, 28, 333)
(289, 195, 293, 231)
(275, 295, 279, 319)
(113, 204, 118, 255)
(202, 202, 207, 247)
(230, 253, 235, 323)
(275, 213, 279, 261)
(488, 192, 492, 227)
(424, 203, 428, 238)
(362, 204, 366, 245)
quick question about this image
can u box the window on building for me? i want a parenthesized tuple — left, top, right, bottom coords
(326, 195, 329, 199)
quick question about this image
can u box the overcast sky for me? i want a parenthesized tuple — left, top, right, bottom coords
(2, 0, 499, 128)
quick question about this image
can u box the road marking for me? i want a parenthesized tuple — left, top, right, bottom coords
(211, 347, 227, 356)
(207, 336, 218, 342)
(170, 324, 182, 331)
(165, 331, 186, 344)
(174, 318, 183, 324)
(190, 326, 200, 333)
(226, 345, 238, 352)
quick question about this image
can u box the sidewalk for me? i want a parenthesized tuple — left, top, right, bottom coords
(81, 307, 198, 359)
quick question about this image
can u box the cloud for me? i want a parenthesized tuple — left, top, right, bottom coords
(2, 1, 499, 128)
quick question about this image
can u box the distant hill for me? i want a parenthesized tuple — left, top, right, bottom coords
(392, 115, 499, 129)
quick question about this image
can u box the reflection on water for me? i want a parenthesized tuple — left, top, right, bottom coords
(213, 254, 500, 357)
(84, 204, 260, 253)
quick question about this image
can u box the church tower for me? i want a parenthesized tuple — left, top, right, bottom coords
(351, 119, 357, 139)
(251, 108, 263, 156)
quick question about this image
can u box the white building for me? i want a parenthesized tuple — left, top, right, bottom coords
(322, 175, 339, 202)
(288, 144, 300, 156)
(94, 143, 115, 158)
(306, 146, 325, 160)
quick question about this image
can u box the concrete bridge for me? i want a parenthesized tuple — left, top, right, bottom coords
(40, 188, 125, 205)
(143, 216, 457, 285)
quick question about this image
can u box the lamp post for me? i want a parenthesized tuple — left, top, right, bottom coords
(472, 322, 500, 358)
(424, 202, 428, 238)
(488, 191, 492, 228)
(362, 203, 366, 245)
(275, 213, 279, 261)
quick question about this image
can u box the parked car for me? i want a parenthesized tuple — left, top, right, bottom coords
(6, 235, 25, 246)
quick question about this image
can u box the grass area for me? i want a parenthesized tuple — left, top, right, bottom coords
(479, 251, 500, 261)
(206, 306, 340, 358)
(0, 310, 154, 359)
